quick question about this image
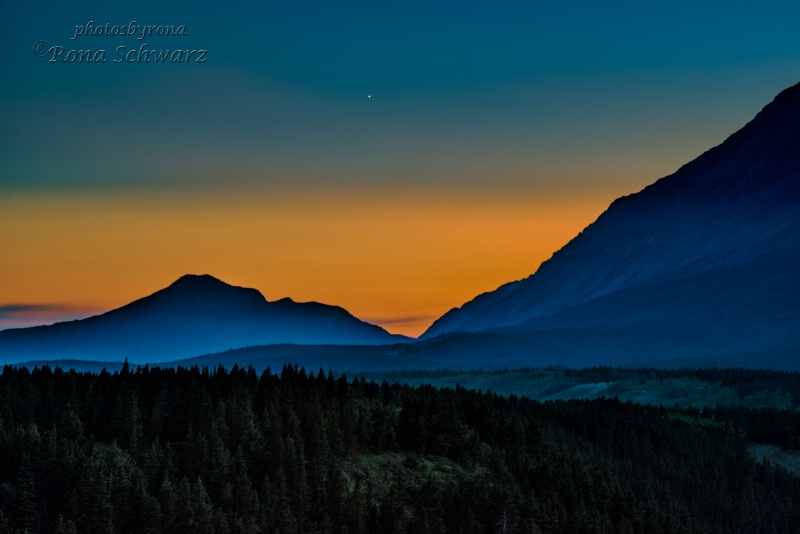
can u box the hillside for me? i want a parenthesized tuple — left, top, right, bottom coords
(421, 83, 800, 367)
(0, 275, 405, 364)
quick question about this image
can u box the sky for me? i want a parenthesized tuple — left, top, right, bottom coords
(2, 1, 799, 336)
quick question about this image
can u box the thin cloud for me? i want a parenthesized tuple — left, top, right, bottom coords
(363, 315, 434, 326)
(0, 303, 102, 329)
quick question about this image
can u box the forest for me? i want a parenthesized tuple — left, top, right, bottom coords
(1, 362, 799, 533)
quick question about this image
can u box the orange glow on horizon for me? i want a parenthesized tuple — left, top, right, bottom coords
(0, 185, 619, 337)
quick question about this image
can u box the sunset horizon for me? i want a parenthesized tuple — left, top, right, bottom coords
(1, 182, 626, 337)
(3, 0, 800, 337)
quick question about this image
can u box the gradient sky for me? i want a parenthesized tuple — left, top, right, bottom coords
(2, 1, 800, 336)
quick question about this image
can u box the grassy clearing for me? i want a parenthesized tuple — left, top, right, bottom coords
(360, 368, 798, 410)
(750, 443, 800, 476)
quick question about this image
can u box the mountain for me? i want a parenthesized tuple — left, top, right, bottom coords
(0, 274, 406, 364)
(5, 85, 800, 371)
(422, 82, 800, 366)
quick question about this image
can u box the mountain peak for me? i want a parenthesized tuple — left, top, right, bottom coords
(122, 274, 268, 317)
(636, 81, 800, 204)
(0, 275, 404, 364)
(169, 274, 229, 289)
(161, 274, 264, 299)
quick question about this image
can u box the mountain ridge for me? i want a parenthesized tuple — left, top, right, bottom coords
(4, 83, 800, 369)
(0, 274, 407, 364)
(423, 82, 800, 354)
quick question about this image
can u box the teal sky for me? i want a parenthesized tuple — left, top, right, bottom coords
(3, 0, 799, 193)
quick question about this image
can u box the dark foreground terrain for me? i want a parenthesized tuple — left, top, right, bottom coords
(1, 363, 799, 533)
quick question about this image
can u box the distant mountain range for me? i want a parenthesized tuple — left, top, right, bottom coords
(3, 83, 800, 370)
(0, 274, 406, 364)
(420, 81, 800, 367)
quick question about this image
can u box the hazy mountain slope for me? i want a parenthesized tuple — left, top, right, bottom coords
(0, 274, 405, 364)
(424, 82, 800, 342)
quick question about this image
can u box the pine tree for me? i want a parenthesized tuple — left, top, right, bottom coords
(0, 509, 11, 534)
(190, 477, 215, 534)
(53, 514, 78, 534)
(12, 454, 39, 533)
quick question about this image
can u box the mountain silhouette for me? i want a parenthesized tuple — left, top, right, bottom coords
(0, 274, 406, 364)
(422, 82, 800, 366)
(4, 84, 800, 370)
